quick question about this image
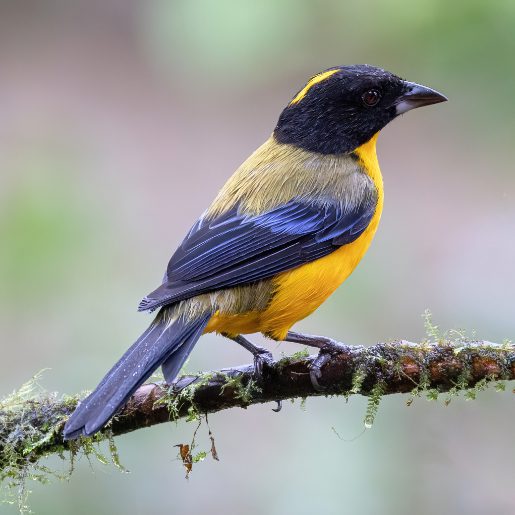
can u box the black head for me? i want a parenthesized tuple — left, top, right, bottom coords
(274, 64, 447, 155)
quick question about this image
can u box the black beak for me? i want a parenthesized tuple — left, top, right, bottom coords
(395, 81, 448, 115)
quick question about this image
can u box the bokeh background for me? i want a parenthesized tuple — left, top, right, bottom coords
(1, 1, 514, 514)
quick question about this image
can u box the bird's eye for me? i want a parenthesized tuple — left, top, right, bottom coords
(362, 89, 381, 107)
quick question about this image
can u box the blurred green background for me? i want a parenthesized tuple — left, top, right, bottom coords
(1, 1, 514, 514)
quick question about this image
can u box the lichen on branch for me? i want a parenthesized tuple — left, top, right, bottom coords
(1, 333, 514, 512)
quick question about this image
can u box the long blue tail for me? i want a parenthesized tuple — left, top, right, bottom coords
(63, 308, 211, 440)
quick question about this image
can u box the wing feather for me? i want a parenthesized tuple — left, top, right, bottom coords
(139, 197, 376, 312)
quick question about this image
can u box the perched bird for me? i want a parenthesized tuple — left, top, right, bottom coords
(63, 64, 446, 439)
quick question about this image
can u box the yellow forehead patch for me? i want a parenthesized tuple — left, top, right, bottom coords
(289, 69, 339, 105)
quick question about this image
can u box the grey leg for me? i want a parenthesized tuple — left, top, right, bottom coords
(227, 335, 273, 377)
(228, 335, 283, 412)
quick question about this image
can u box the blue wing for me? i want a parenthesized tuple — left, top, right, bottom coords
(139, 197, 376, 312)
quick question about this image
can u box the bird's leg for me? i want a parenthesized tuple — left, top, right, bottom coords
(283, 331, 347, 391)
(228, 335, 274, 378)
(227, 335, 283, 412)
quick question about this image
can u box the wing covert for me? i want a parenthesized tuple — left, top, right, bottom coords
(139, 196, 376, 312)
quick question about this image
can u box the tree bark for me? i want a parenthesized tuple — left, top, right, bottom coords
(1, 338, 514, 467)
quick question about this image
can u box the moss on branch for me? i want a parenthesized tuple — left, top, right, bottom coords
(1, 333, 514, 512)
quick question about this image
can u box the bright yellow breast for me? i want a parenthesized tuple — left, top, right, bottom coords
(257, 134, 383, 340)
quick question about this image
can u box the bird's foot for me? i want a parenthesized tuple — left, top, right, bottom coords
(252, 346, 274, 379)
(226, 334, 273, 381)
(283, 331, 347, 392)
(309, 344, 342, 391)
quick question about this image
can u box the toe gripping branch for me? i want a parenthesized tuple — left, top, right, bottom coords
(228, 334, 280, 411)
(231, 331, 350, 391)
(284, 331, 349, 391)
(229, 335, 274, 378)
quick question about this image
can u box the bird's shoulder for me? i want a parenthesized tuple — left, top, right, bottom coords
(206, 136, 378, 219)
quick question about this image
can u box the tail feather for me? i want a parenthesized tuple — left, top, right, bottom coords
(63, 309, 211, 440)
(161, 318, 207, 384)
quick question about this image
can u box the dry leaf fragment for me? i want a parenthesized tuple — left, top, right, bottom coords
(209, 430, 219, 461)
(175, 444, 192, 477)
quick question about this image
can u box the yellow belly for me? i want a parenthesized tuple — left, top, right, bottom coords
(205, 134, 383, 340)
(205, 205, 381, 339)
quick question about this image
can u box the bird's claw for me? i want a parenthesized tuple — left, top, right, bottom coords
(253, 348, 274, 379)
(272, 400, 282, 412)
(309, 342, 344, 392)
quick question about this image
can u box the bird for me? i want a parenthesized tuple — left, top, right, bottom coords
(63, 64, 446, 439)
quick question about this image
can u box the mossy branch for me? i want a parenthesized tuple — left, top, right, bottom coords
(2, 338, 514, 468)
(2, 334, 515, 511)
